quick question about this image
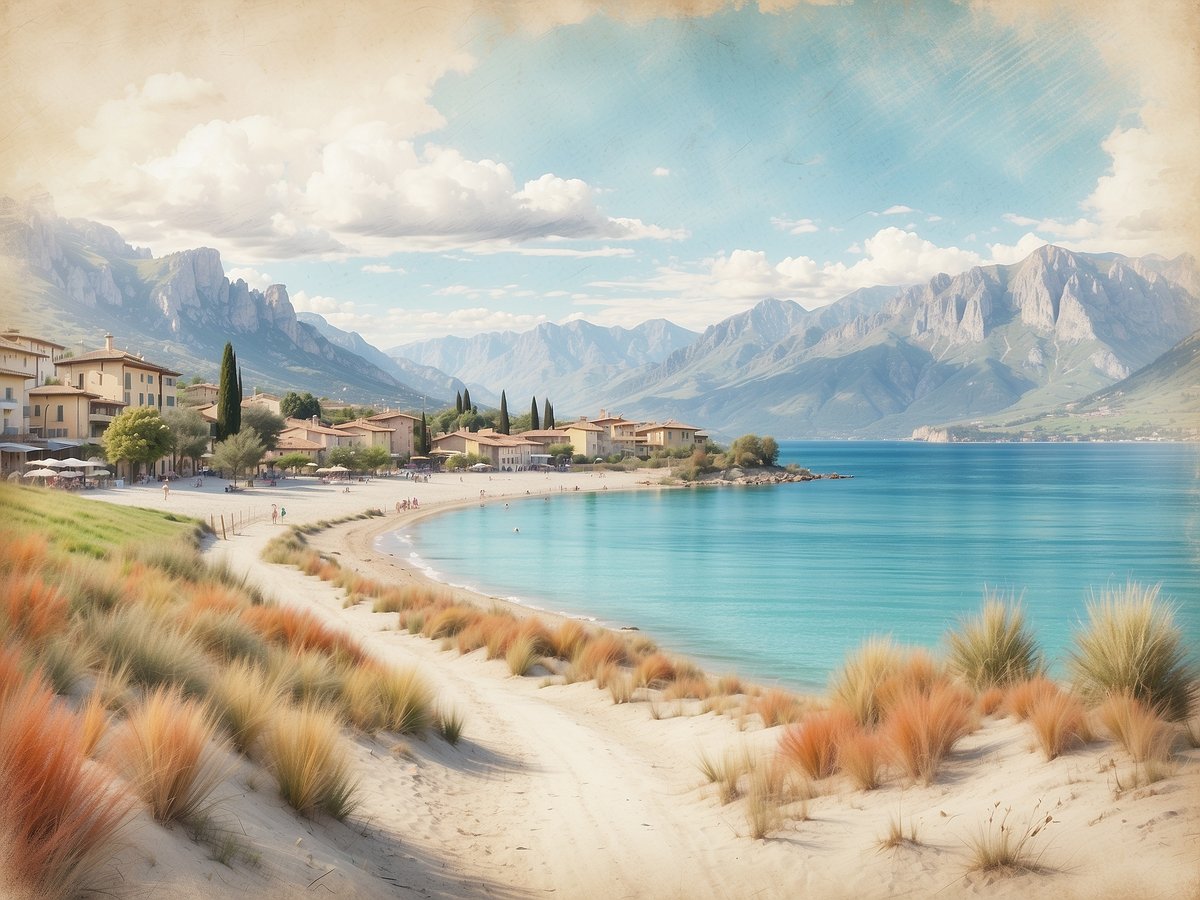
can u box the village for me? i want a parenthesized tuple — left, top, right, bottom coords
(0, 330, 711, 483)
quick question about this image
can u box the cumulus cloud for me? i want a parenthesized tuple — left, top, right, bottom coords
(362, 264, 407, 274)
(290, 291, 357, 316)
(771, 216, 820, 235)
(226, 267, 275, 290)
(873, 205, 915, 216)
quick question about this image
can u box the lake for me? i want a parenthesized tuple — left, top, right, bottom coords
(380, 442, 1200, 692)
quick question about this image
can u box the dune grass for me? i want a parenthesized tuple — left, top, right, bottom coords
(964, 800, 1054, 875)
(830, 637, 903, 727)
(1068, 582, 1195, 721)
(111, 686, 231, 823)
(242, 603, 365, 664)
(506, 631, 544, 676)
(262, 703, 360, 819)
(883, 683, 973, 784)
(778, 707, 855, 779)
(838, 728, 884, 790)
(697, 745, 753, 805)
(755, 687, 806, 727)
(0, 673, 134, 900)
(376, 666, 434, 734)
(1095, 692, 1174, 763)
(946, 594, 1043, 690)
(0, 573, 70, 647)
(436, 706, 466, 745)
(186, 609, 271, 665)
(86, 605, 213, 697)
(633, 652, 677, 689)
(210, 659, 285, 753)
(1027, 686, 1089, 760)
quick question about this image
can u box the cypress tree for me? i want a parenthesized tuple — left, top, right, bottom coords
(543, 398, 553, 430)
(216, 342, 241, 440)
(498, 390, 510, 434)
(530, 396, 540, 431)
(237, 366, 244, 403)
(462, 387, 472, 413)
(455, 391, 463, 414)
(418, 411, 430, 455)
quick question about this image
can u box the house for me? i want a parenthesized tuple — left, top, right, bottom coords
(590, 410, 641, 457)
(335, 418, 394, 452)
(53, 333, 180, 413)
(636, 420, 706, 454)
(182, 383, 220, 406)
(0, 331, 64, 387)
(264, 432, 324, 466)
(243, 391, 282, 415)
(0, 336, 47, 438)
(366, 409, 420, 459)
(430, 428, 539, 470)
(559, 418, 607, 459)
(280, 416, 361, 452)
(27, 384, 124, 443)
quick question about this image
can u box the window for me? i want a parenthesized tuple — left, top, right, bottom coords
(124, 392, 130, 404)
(147, 375, 154, 385)
(138, 393, 144, 405)
(34, 404, 40, 417)
(77, 374, 83, 389)
(166, 396, 175, 407)
(148, 394, 155, 406)
(56, 404, 64, 422)
(3, 387, 11, 400)
(165, 376, 174, 387)
(124, 373, 131, 390)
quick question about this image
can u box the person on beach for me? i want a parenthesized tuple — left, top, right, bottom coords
(162, 481, 170, 499)
(271, 503, 278, 525)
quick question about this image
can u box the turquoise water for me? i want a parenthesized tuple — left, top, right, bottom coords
(381, 442, 1200, 692)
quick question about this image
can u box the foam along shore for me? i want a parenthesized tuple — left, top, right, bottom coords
(76, 470, 1198, 900)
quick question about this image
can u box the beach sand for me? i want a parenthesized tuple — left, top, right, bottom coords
(78, 471, 1199, 899)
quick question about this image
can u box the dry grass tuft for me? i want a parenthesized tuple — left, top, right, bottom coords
(340, 667, 387, 734)
(946, 594, 1043, 690)
(1068, 583, 1195, 721)
(242, 604, 364, 664)
(78, 691, 111, 758)
(506, 631, 543, 677)
(977, 686, 1005, 716)
(778, 707, 856, 779)
(576, 633, 628, 680)
(964, 800, 1054, 874)
(1095, 692, 1174, 763)
(875, 649, 942, 718)
(1, 573, 70, 646)
(755, 687, 806, 727)
(664, 674, 711, 700)
(87, 606, 212, 697)
(1003, 676, 1060, 721)
(0, 674, 133, 900)
(550, 620, 590, 660)
(883, 683, 972, 784)
(697, 745, 752, 805)
(376, 666, 434, 734)
(838, 727, 885, 790)
(211, 660, 285, 753)
(716, 673, 745, 696)
(1027, 686, 1089, 760)
(110, 687, 230, 823)
(422, 605, 475, 640)
(436, 706, 466, 746)
(262, 703, 359, 819)
(633, 652, 677, 689)
(830, 637, 903, 727)
(607, 670, 633, 704)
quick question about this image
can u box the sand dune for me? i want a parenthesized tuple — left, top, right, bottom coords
(79, 471, 1199, 899)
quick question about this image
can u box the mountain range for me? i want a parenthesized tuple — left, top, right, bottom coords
(2, 195, 1196, 440)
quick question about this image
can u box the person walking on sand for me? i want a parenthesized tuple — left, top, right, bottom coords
(271, 503, 278, 525)
(162, 481, 170, 500)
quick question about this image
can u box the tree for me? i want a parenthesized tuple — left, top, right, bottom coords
(455, 391, 463, 414)
(215, 343, 241, 440)
(546, 442, 574, 463)
(760, 436, 780, 466)
(240, 405, 285, 451)
(103, 407, 173, 480)
(273, 452, 314, 473)
(326, 446, 360, 469)
(210, 428, 265, 482)
(530, 396, 540, 431)
(497, 390, 510, 434)
(358, 445, 392, 472)
(461, 387, 472, 413)
(543, 398, 553, 430)
(163, 407, 210, 473)
(280, 391, 321, 420)
(417, 411, 431, 455)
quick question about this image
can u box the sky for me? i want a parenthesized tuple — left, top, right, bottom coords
(2, 1, 1197, 349)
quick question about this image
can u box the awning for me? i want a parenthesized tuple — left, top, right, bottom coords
(45, 439, 86, 450)
(0, 442, 40, 452)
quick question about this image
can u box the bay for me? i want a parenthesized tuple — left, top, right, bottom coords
(381, 442, 1200, 693)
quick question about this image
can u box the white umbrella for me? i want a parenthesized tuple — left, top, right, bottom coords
(86, 456, 107, 466)
(304, 462, 319, 467)
(60, 457, 88, 467)
(57, 471, 83, 478)
(329, 465, 349, 472)
(23, 460, 45, 467)
(91, 469, 112, 477)
(43, 459, 69, 468)
(315, 467, 330, 474)
(24, 468, 57, 477)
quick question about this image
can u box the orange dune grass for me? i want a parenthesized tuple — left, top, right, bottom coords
(421, 604, 475, 640)
(829, 637, 904, 727)
(0, 573, 69, 646)
(119, 561, 185, 610)
(837, 727, 884, 790)
(183, 581, 252, 618)
(1003, 676, 1061, 721)
(110, 686, 231, 823)
(576, 633, 629, 679)
(550, 620, 590, 660)
(778, 707, 856, 779)
(1027, 686, 1089, 760)
(883, 682, 974, 784)
(1095, 692, 1174, 763)
(0, 672, 133, 900)
(634, 652, 677, 689)
(755, 687, 807, 727)
(977, 686, 1005, 716)
(242, 603, 365, 663)
(79, 691, 111, 758)
(874, 649, 942, 719)
(0, 529, 50, 574)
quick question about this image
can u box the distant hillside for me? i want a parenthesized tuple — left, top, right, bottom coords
(0, 196, 444, 408)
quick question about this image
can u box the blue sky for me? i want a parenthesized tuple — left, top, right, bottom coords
(5, 0, 1195, 347)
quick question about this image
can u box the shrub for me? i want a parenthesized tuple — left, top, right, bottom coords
(830, 637, 903, 727)
(506, 632, 543, 676)
(377, 667, 434, 734)
(1068, 583, 1195, 721)
(1003, 676, 1060, 721)
(262, 703, 359, 819)
(1095, 693, 1174, 763)
(1027, 686, 1088, 760)
(778, 708, 855, 779)
(755, 688, 805, 727)
(946, 594, 1043, 690)
(436, 707, 465, 746)
(110, 687, 230, 823)
(576, 633, 628, 679)
(210, 660, 284, 753)
(0, 675, 133, 899)
(87, 606, 212, 697)
(633, 652, 677, 689)
(837, 727, 884, 790)
(883, 683, 972, 784)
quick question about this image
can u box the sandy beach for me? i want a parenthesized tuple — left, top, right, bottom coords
(77, 471, 1199, 899)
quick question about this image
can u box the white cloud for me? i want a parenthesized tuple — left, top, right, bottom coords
(925, 214, 943, 223)
(226, 267, 274, 290)
(291, 290, 357, 316)
(771, 216, 819, 235)
(652, 166, 671, 177)
(986, 232, 1048, 265)
(362, 264, 407, 274)
(872, 204, 915, 216)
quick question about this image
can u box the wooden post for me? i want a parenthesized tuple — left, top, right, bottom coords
(219, 514, 227, 540)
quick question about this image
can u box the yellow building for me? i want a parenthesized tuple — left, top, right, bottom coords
(28, 384, 124, 442)
(53, 334, 180, 413)
(366, 409, 420, 459)
(0, 337, 47, 438)
(334, 419, 394, 451)
(559, 418, 606, 459)
(430, 428, 538, 469)
(636, 420, 706, 454)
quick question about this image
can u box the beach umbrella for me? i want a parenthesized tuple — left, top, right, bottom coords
(24, 468, 57, 477)
(86, 456, 107, 465)
(315, 467, 330, 474)
(329, 464, 349, 472)
(23, 459, 45, 467)
(60, 457, 88, 467)
(43, 459, 69, 468)
(57, 471, 82, 478)
(304, 462, 319, 467)
(91, 469, 112, 477)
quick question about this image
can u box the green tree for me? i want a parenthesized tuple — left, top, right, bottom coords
(497, 390, 510, 435)
(103, 407, 173, 480)
(163, 407, 211, 473)
(358, 445, 392, 472)
(461, 387, 472, 413)
(215, 343, 241, 440)
(210, 427, 266, 482)
(546, 442, 574, 463)
(760, 436, 780, 466)
(280, 391, 321, 420)
(543, 398, 553, 430)
(273, 452, 314, 473)
(326, 445, 361, 470)
(240, 405, 285, 451)
(455, 391, 463, 414)
(529, 396, 540, 430)
(417, 411, 431, 455)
